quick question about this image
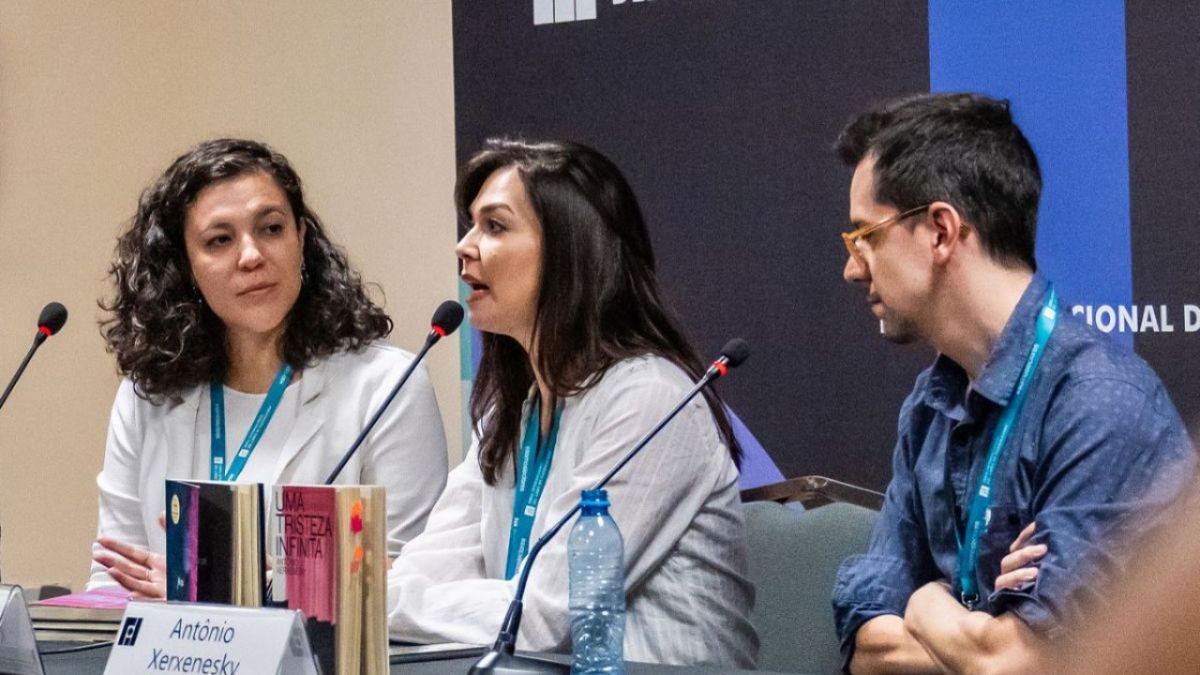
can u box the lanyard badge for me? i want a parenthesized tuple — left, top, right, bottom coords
(505, 403, 562, 580)
(210, 363, 293, 482)
(956, 288, 1057, 609)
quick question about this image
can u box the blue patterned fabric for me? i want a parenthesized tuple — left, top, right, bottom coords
(833, 274, 1196, 660)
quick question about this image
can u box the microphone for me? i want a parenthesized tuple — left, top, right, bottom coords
(0, 302, 68, 413)
(323, 301, 464, 484)
(469, 338, 750, 675)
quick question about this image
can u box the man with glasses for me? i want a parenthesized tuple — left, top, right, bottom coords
(831, 92, 1195, 674)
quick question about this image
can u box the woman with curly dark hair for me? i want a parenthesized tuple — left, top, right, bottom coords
(387, 138, 757, 666)
(89, 138, 447, 598)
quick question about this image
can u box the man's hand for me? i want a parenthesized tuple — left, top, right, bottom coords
(995, 522, 1047, 592)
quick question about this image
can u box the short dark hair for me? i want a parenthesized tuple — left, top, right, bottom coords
(100, 138, 392, 401)
(835, 92, 1041, 271)
(457, 138, 742, 486)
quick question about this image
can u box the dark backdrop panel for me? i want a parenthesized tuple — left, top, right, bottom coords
(453, 1, 931, 490)
(1127, 3, 1200, 428)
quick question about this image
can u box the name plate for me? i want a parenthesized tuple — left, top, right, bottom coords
(0, 585, 43, 675)
(103, 601, 318, 675)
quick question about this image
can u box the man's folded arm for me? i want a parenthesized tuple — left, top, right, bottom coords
(993, 377, 1195, 636)
(834, 394, 943, 673)
(851, 615, 942, 675)
(904, 582, 1045, 675)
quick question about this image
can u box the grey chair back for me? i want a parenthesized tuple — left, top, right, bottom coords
(742, 499, 878, 674)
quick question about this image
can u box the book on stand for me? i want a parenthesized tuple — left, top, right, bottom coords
(270, 484, 387, 675)
(165, 479, 266, 606)
(160, 479, 386, 673)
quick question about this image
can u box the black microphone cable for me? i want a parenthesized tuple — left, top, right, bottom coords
(323, 300, 464, 484)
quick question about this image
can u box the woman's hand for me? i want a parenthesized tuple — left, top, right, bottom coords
(994, 522, 1047, 592)
(93, 511, 168, 600)
(93, 537, 166, 599)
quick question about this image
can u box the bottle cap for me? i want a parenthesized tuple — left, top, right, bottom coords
(580, 488, 609, 508)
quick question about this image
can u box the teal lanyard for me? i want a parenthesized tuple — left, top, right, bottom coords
(209, 363, 293, 482)
(505, 403, 562, 580)
(956, 288, 1057, 609)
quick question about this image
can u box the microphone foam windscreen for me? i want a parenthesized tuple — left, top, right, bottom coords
(719, 338, 750, 368)
(38, 302, 68, 335)
(431, 300, 465, 336)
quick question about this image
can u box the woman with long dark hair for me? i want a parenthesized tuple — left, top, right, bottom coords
(90, 138, 447, 597)
(388, 138, 757, 665)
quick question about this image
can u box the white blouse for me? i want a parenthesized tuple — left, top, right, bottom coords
(387, 356, 758, 667)
(212, 380, 302, 481)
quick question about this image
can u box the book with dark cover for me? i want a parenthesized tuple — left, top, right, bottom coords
(165, 479, 265, 607)
(165, 479, 199, 602)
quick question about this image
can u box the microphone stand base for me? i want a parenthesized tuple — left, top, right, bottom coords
(467, 649, 571, 674)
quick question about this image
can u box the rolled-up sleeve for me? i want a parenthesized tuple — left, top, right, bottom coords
(833, 391, 939, 663)
(833, 553, 923, 644)
(989, 376, 1196, 638)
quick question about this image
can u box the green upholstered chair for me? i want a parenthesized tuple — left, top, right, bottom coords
(741, 477, 882, 674)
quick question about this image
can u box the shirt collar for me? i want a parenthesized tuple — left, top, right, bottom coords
(923, 354, 969, 418)
(970, 274, 1051, 406)
(920, 275, 1050, 412)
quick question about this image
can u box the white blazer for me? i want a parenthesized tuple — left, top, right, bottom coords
(88, 341, 448, 589)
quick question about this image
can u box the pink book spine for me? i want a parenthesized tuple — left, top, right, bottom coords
(280, 486, 338, 623)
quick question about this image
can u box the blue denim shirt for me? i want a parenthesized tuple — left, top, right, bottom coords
(833, 275, 1196, 663)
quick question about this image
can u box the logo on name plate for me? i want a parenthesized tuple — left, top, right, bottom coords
(117, 617, 144, 646)
(533, 0, 654, 25)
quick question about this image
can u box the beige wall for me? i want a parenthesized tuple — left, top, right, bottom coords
(0, 2, 460, 590)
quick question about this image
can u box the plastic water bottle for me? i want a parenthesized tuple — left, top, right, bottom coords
(568, 488, 626, 675)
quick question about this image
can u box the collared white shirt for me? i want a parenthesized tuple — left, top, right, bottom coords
(387, 356, 758, 666)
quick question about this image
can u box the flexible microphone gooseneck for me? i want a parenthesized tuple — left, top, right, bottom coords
(0, 302, 68, 413)
(469, 338, 751, 675)
(323, 300, 464, 484)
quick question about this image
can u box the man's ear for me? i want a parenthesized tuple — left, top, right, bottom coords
(927, 201, 967, 266)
